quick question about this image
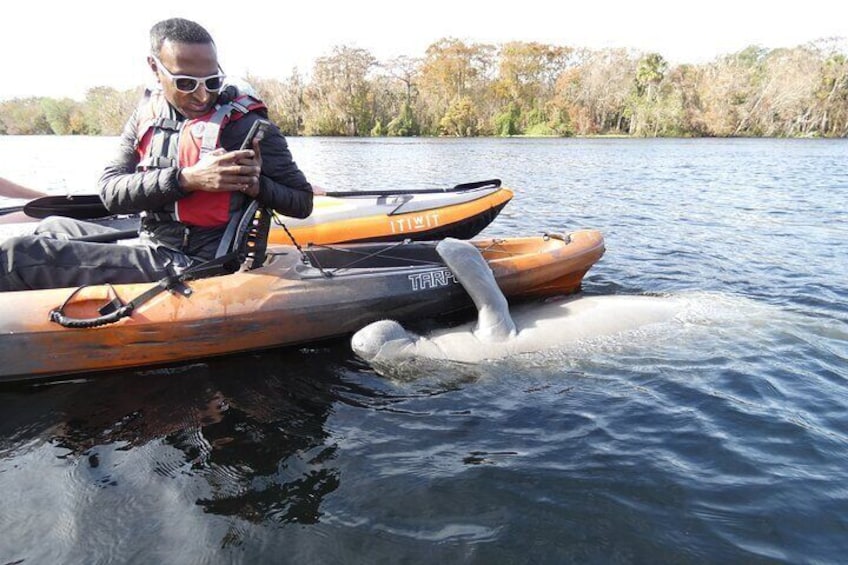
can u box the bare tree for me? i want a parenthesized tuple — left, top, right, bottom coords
(417, 38, 495, 135)
(553, 48, 636, 134)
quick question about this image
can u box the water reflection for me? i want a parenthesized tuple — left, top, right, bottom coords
(0, 345, 365, 529)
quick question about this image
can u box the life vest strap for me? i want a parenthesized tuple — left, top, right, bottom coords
(153, 117, 182, 131)
(198, 96, 258, 157)
(138, 155, 178, 169)
(199, 104, 235, 157)
(142, 210, 178, 222)
(214, 193, 247, 258)
(230, 100, 249, 114)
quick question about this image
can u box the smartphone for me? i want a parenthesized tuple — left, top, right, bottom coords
(240, 119, 271, 150)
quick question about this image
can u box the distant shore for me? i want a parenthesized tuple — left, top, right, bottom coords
(1, 39, 846, 139)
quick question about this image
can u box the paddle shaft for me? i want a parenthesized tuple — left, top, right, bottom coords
(0, 205, 24, 217)
(17, 179, 503, 220)
(324, 179, 501, 197)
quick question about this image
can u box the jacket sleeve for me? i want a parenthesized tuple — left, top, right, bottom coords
(98, 108, 187, 214)
(222, 114, 314, 219)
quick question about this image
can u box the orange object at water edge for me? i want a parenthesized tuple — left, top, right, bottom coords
(0, 181, 513, 245)
(0, 230, 604, 382)
(272, 183, 513, 245)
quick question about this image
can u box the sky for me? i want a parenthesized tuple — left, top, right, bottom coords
(3, 0, 846, 100)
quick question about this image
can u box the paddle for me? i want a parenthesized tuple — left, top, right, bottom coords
(11, 179, 503, 221)
(0, 204, 25, 217)
(323, 178, 501, 197)
(22, 194, 110, 220)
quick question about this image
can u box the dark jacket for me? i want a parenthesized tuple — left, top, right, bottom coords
(98, 89, 313, 261)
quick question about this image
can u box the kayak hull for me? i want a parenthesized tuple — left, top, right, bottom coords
(0, 230, 604, 382)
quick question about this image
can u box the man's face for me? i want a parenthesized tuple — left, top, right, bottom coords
(149, 39, 220, 119)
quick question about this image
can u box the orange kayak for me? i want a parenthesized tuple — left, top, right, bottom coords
(1, 180, 513, 245)
(275, 180, 513, 245)
(0, 230, 605, 382)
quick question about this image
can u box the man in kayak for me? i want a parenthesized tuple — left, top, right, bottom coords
(0, 18, 313, 291)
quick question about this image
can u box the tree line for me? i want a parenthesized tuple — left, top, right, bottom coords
(1, 38, 846, 138)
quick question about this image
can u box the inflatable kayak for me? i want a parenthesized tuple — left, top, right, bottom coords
(0, 180, 513, 245)
(275, 179, 512, 245)
(0, 230, 605, 382)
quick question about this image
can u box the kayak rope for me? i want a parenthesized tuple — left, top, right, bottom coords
(48, 253, 241, 329)
(48, 204, 275, 329)
(474, 239, 508, 254)
(297, 235, 561, 276)
(303, 240, 445, 275)
(275, 216, 307, 259)
(48, 283, 124, 329)
(271, 215, 442, 277)
(48, 264, 195, 329)
(273, 215, 332, 278)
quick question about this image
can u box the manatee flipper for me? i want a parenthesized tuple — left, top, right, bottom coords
(436, 238, 517, 341)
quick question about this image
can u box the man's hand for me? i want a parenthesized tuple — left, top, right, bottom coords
(178, 147, 261, 195)
(236, 138, 263, 198)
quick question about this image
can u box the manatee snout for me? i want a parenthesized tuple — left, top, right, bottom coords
(351, 319, 413, 361)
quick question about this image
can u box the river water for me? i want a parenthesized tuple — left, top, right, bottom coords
(1, 136, 846, 563)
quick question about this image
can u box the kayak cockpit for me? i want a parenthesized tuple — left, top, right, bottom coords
(302, 241, 442, 270)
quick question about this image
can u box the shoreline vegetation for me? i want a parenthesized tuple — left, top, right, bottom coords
(1, 38, 846, 139)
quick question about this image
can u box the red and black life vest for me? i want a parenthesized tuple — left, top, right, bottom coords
(135, 89, 266, 227)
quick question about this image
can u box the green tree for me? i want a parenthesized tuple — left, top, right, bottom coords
(80, 86, 143, 135)
(0, 97, 52, 134)
(370, 119, 385, 136)
(387, 101, 418, 136)
(251, 71, 306, 136)
(627, 52, 673, 136)
(418, 38, 495, 135)
(552, 48, 634, 134)
(382, 56, 421, 136)
(493, 101, 521, 136)
(41, 98, 83, 135)
(492, 42, 574, 134)
(304, 46, 376, 136)
(439, 96, 479, 136)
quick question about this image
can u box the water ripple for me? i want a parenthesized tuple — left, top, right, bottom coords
(2, 137, 848, 562)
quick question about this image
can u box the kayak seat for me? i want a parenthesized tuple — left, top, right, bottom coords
(218, 200, 272, 271)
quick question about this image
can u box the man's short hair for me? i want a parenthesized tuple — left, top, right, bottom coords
(150, 18, 214, 56)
